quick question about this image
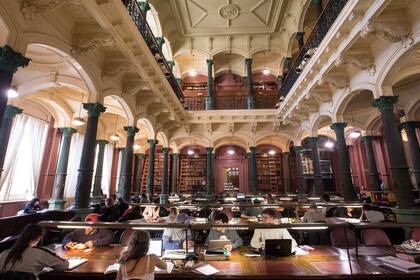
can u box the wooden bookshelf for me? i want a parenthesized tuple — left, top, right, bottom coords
(179, 155, 207, 193)
(256, 155, 282, 193)
(140, 153, 169, 194)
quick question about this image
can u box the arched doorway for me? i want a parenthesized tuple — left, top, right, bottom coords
(215, 145, 247, 194)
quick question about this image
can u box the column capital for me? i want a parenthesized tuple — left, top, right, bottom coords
(295, 31, 305, 40)
(135, 153, 145, 158)
(283, 152, 290, 156)
(139, 0, 151, 14)
(156, 37, 165, 46)
(206, 59, 213, 65)
(293, 146, 302, 152)
(249, 146, 256, 152)
(162, 147, 169, 153)
(277, 75, 284, 82)
(284, 57, 293, 64)
(96, 139, 109, 146)
(206, 147, 213, 153)
(401, 121, 420, 132)
(172, 152, 179, 158)
(147, 139, 158, 146)
(372, 96, 399, 111)
(361, 135, 377, 142)
(83, 103, 106, 117)
(117, 147, 126, 152)
(124, 126, 139, 136)
(167, 60, 175, 67)
(330, 122, 347, 131)
(245, 58, 252, 64)
(60, 127, 76, 137)
(0, 45, 31, 73)
(4, 105, 23, 119)
(307, 136, 318, 145)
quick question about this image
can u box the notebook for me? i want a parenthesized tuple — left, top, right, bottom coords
(378, 256, 420, 272)
(67, 258, 88, 270)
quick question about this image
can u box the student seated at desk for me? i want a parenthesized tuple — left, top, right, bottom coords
(241, 199, 263, 219)
(143, 206, 159, 221)
(0, 224, 68, 276)
(62, 214, 114, 250)
(360, 204, 385, 223)
(205, 211, 242, 251)
(162, 213, 193, 250)
(117, 230, 166, 280)
(22, 197, 42, 215)
(251, 208, 297, 250)
(119, 206, 144, 222)
(301, 203, 325, 223)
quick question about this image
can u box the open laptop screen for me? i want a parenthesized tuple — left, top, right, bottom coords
(148, 239, 163, 257)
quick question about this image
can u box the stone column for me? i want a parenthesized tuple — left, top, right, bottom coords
(206, 147, 214, 194)
(139, 0, 150, 15)
(331, 123, 357, 201)
(48, 127, 76, 209)
(295, 32, 305, 50)
(308, 137, 324, 196)
(361, 136, 381, 191)
(283, 152, 292, 193)
(372, 96, 415, 208)
(119, 126, 138, 201)
(71, 103, 106, 213)
(146, 139, 157, 197)
(91, 140, 109, 205)
(245, 58, 254, 109)
(170, 153, 179, 194)
(205, 59, 214, 110)
(156, 37, 165, 51)
(312, 0, 323, 17)
(248, 147, 257, 194)
(293, 146, 305, 200)
(133, 153, 145, 194)
(0, 46, 30, 126)
(160, 147, 169, 204)
(402, 121, 420, 192)
(0, 105, 23, 180)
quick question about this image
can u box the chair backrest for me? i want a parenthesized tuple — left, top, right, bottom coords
(361, 228, 391, 246)
(411, 228, 420, 242)
(0, 271, 36, 280)
(330, 227, 358, 248)
(120, 228, 135, 245)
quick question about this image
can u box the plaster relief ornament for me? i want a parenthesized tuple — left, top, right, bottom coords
(21, 0, 65, 19)
(219, 4, 239, 19)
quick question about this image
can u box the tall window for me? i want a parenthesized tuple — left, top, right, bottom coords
(0, 114, 49, 201)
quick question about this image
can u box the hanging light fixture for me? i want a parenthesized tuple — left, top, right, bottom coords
(187, 149, 194, 155)
(228, 149, 235, 155)
(324, 140, 334, 149)
(7, 86, 18, 98)
(189, 54, 197, 77)
(133, 143, 141, 150)
(263, 51, 270, 75)
(268, 150, 276, 155)
(110, 115, 120, 141)
(72, 90, 86, 126)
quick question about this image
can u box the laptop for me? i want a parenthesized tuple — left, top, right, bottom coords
(264, 239, 292, 258)
(208, 239, 231, 250)
(148, 239, 163, 257)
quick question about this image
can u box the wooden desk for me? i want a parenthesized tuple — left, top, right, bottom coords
(39, 245, 420, 280)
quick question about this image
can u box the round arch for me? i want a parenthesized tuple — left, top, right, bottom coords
(137, 118, 155, 140)
(171, 134, 212, 150)
(309, 113, 333, 135)
(103, 94, 135, 126)
(156, 130, 169, 148)
(212, 135, 249, 151)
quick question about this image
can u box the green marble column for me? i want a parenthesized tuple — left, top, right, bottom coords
(48, 127, 76, 209)
(0, 105, 23, 180)
(146, 139, 157, 196)
(160, 147, 169, 204)
(283, 152, 292, 193)
(331, 123, 357, 201)
(91, 140, 109, 205)
(170, 153, 179, 194)
(293, 146, 306, 200)
(372, 96, 415, 208)
(361, 136, 381, 191)
(139, 0, 150, 15)
(71, 103, 106, 213)
(206, 147, 214, 194)
(134, 153, 145, 194)
(245, 58, 254, 109)
(295, 32, 305, 50)
(117, 148, 126, 192)
(248, 147, 257, 194)
(0, 46, 30, 126)
(205, 59, 214, 110)
(402, 121, 420, 192)
(308, 137, 324, 196)
(119, 126, 139, 200)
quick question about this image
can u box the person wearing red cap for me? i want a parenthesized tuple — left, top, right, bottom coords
(62, 214, 114, 250)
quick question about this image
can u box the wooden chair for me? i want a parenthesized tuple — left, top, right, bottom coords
(361, 228, 391, 246)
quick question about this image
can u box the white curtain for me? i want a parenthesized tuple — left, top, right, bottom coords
(0, 114, 48, 201)
(64, 133, 85, 199)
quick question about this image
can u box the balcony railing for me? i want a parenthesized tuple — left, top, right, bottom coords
(122, 0, 184, 101)
(278, 0, 348, 98)
(184, 95, 277, 111)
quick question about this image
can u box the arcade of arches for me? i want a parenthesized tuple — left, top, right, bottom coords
(0, 0, 419, 221)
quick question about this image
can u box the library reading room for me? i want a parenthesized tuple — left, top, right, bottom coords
(0, 0, 420, 279)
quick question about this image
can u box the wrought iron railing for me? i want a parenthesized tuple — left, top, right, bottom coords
(278, 0, 348, 98)
(183, 95, 277, 110)
(121, 0, 184, 101)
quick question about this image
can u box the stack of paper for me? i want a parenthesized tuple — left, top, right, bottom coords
(378, 256, 420, 272)
(193, 264, 220, 275)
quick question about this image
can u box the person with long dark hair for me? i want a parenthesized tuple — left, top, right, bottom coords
(0, 224, 68, 276)
(116, 230, 166, 280)
(23, 198, 42, 215)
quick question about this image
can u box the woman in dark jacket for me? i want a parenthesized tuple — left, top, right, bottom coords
(23, 198, 42, 215)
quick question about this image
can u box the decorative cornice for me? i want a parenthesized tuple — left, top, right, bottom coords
(83, 103, 106, 118)
(21, 0, 65, 20)
(335, 54, 376, 76)
(372, 96, 398, 111)
(361, 21, 410, 43)
(0, 45, 31, 73)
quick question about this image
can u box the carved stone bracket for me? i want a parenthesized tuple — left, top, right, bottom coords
(250, 122, 257, 134)
(71, 32, 115, 57)
(335, 54, 376, 76)
(361, 21, 410, 43)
